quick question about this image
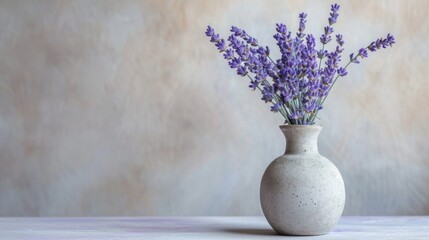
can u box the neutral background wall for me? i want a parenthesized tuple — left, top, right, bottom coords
(0, 0, 428, 216)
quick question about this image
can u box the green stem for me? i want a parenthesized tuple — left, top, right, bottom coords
(298, 93, 308, 124)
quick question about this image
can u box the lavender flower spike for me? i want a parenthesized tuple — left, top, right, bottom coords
(368, 33, 396, 52)
(205, 3, 395, 125)
(205, 26, 214, 37)
(297, 13, 307, 39)
(320, 4, 340, 45)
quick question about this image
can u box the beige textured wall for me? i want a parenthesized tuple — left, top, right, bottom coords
(0, 0, 428, 216)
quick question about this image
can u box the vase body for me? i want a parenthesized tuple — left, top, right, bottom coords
(260, 125, 345, 236)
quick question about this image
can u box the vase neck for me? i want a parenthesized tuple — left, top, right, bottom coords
(280, 125, 321, 155)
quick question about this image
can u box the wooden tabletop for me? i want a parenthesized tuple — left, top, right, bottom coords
(0, 216, 428, 239)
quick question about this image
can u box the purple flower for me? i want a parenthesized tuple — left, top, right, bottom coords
(320, 35, 331, 44)
(324, 26, 334, 35)
(205, 4, 395, 125)
(320, 26, 334, 44)
(249, 80, 258, 90)
(210, 33, 221, 43)
(358, 48, 368, 58)
(223, 49, 234, 60)
(317, 49, 328, 59)
(336, 34, 344, 46)
(297, 13, 307, 39)
(329, 4, 340, 25)
(276, 23, 287, 34)
(331, 4, 340, 12)
(261, 85, 275, 102)
(320, 4, 340, 45)
(215, 39, 226, 52)
(386, 33, 395, 46)
(231, 26, 244, 36)
(205, 26, 215, 37)
(242, 33, 258, 46)
(306, 34, 316, 49)
(289, 110, 303, 120)
(337, 67, 347, 77)
(228, 57, 241, 68)
(271, 102, 282, 112)
(237, 66, 247, 76)
(303, 100, 315, 112)
(368, 33, 395, 52)
(348, 34, 394, 65)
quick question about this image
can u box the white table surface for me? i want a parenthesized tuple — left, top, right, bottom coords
(0, 216, 428, 239)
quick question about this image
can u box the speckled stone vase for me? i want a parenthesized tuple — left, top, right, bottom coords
(260, 125, 345, 236)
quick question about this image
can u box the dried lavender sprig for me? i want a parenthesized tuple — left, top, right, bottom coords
(205, 3, 395, 125)
(229, 25, 298, 123)
(308, 33, 396, 124)
(206, 25, 294, 123)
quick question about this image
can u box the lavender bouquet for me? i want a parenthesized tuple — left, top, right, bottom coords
(205, 3, 395, 125)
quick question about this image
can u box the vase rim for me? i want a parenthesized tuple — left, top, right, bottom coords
(279, 124, 322, 130)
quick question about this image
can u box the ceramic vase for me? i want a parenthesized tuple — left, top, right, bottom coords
(260, 125, 345, 235)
